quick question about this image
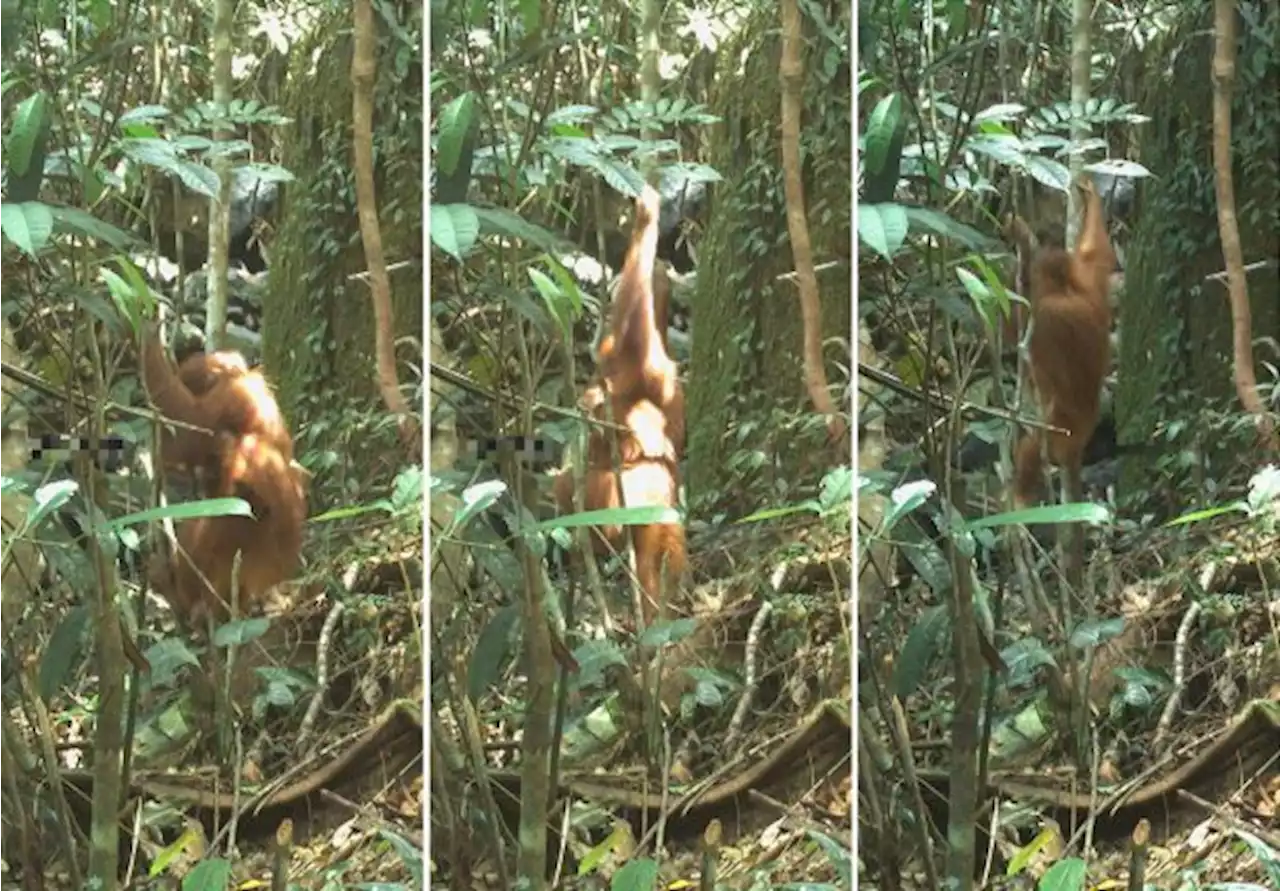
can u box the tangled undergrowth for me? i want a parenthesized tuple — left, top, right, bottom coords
(431, 499, 854, 884)
(3, 433, 425, 886)
(860, 491, 1280, 887)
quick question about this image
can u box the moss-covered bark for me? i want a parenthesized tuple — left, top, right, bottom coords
(687, 2, 851, 503)
(1117, 4, 1278, 498)
(263, 4, 423, 475)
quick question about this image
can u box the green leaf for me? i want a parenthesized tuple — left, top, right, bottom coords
(435, 92, 476, 176)
(862, 93, 902, 175)
(390, 465, 423, 513)
(857, 202, 909, 260)
(119, 137, 220, 196)
(611, 858, 659, 891)
(308, 503, 391, 523)
(471, 205, 575, 254)
(735, 502, 821, 524)
(691, 676, 725, 708)
(51, 206, 138, 250)
(38, 605, 90, 701)
(237, 161, 294, 184)
(1006, 825, 1059, 876)
(257, 678, 296, 712)
(429, 203, 481, 260)
(467, 605, 519, 701)
(180, 856, 233, 890)
(173, 159, 220, 197)
(378, 828, 425, 884)
(664, 161, 722, 185)
(967, 501, 1112, 530)
(1026, 133, 1070, 153)
(1037, 856, 1087, 891)
(106, 253, 161, 329)
(529, 266, 572, 344)
(0, 201, 54, 255)
(1068, 616, 1125, 651)
(573, 638, 628, 690)
(638, 618, 696, 649)
(1227, 829, 1280, 889)
(99, 268, 137, 319)
(143, 638, 201, 688)
(22, 479, 79, 533)
(818, 466, 853, 513)
(537, 505, 681, 532)
(1084, 158, 1152, 179)
(78, 274, 140, 334)
(117, 104, 171, 126)
(6, 90, 48, 177)
(967, 131, 1025, 166)
(451, 479, 507, 533)
(545, 134, 603, 167)
(539, 254, 586, 320)
(212, 617, 270, 648)
(1025, 155, 1070, 192)
(150, 826, 203, 878)
(597, 132, 639, 151)
(172, 134, 213, 152)
(957, 266, 995, 330)
(1001, 637, 1057, 686)
(595, 156, 644, 198)
(106, 497, 254, 531)
(118, 136, 179, 168)
(878, 478, 936, 536)
(545, 104, 598, 127)
(902, 205, 992, 250)
(896, 516, 952, 594)
(807, 827, 854, 885)
(972, 251, 1018, 324)
(894, 604, 949, 697)
(974, 102, 1027, 123)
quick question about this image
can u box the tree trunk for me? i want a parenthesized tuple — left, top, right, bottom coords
(205, 0, 233, 348)
(779, 0, 845, 449)
(352, 0, 418, 457)
(1066, 0, 1092, 246)
(1211, 0, 1278, 452)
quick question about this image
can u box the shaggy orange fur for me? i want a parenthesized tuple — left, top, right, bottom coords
(555, 186, 687, 623)
(141, 331, 306, 627)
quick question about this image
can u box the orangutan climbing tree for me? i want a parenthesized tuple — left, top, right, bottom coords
(779, 0, 847, 450)
(1211, 0, 1277, 453)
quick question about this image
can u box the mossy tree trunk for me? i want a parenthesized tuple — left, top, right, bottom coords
(1116, 5, 1278, 501)
(264, 3, 423, 484)
(687, 1, 851, 504)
